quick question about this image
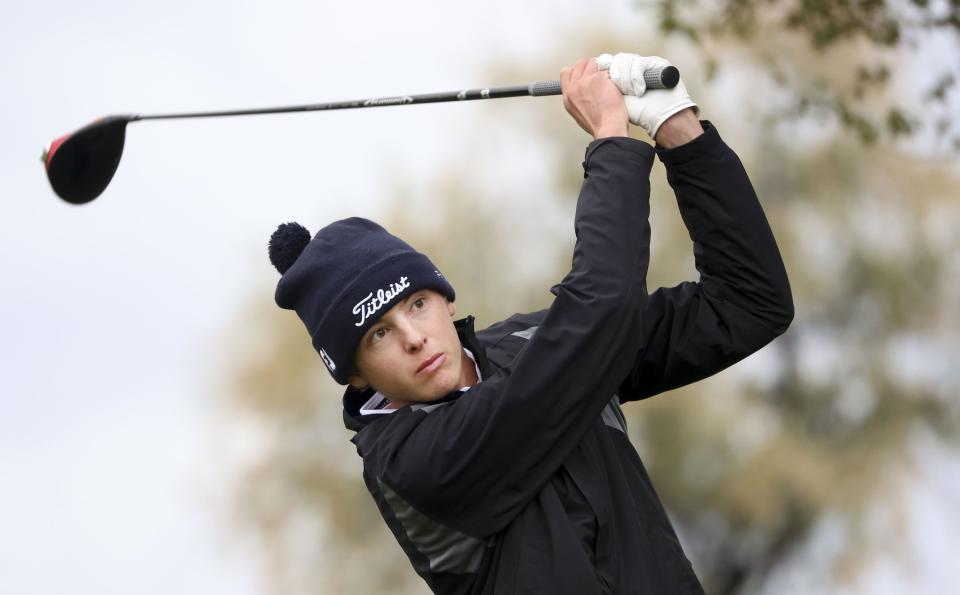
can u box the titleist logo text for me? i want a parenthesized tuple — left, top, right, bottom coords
(353, 276, 411, 327)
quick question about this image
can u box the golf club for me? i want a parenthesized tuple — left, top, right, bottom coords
(42, 65, 680, 205)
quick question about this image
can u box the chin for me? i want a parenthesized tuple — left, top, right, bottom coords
(417, 374, 460, 402)
(401, 361, 462, 403)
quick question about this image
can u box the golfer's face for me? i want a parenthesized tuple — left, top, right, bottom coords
(349, 289, 465, 405)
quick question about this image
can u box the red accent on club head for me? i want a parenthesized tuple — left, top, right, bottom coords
(43, 116, 133, 205)
(43, 134, 70, 171)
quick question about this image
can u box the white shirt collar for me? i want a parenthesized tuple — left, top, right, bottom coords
(359, 348, 482, 415)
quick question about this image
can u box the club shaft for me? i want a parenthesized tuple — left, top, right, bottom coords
(133, 82, 560, 122)
(130, 65, 678, 122)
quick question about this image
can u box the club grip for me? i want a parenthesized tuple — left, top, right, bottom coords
(529, 80, 562, 96)
(645, 65, 680, 89)
(529, 65, 680, 97)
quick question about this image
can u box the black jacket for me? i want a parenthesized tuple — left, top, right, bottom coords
(342, 122, 794, 595)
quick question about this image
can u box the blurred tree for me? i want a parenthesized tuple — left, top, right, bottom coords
(644, 0, 960, 149)
(216, 30, 960, 595)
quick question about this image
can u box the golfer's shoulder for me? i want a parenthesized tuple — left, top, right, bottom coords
(476, 309, 548, 350)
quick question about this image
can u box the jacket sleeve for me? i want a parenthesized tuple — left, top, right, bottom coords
(375, 137, 654, 537)
(618, 121, 794, 403)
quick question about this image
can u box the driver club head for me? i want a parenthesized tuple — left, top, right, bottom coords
(42, 115, 133, 205)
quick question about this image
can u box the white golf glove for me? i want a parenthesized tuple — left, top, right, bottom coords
(595, 53, 699, 140)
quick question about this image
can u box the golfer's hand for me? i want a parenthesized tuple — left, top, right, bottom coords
(596, 53, 701, 145)
(560, 58, 629, 140)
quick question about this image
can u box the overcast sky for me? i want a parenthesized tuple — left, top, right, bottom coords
(1, 1, 957, 594)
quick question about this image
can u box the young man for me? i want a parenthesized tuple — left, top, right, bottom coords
(268, 55, 793, 594)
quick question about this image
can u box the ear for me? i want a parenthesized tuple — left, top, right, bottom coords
(447, 299, 456, 317)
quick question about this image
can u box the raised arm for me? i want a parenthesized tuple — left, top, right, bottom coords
(369, 59, 653, 537)
(618, 114, 794, 402)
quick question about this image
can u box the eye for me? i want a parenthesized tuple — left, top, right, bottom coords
(412, 296, 426, 310)
(369, 327, 388, 344)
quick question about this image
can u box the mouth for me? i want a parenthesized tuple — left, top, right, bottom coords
(416, 353, 446, 375)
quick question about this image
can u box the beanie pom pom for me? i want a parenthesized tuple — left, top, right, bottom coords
(269, 222, 312, 274)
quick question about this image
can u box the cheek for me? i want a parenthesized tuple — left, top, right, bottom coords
(357, 350, 396, 386)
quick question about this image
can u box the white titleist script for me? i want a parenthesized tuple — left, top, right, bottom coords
(353, 276, 411, 327)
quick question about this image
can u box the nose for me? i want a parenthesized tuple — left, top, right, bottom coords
(398, 319, 427, 353)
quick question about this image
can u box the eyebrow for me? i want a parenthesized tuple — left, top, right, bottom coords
(363, 292, 425, 341)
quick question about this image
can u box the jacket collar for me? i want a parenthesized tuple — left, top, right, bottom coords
(454, 315, 493, 378)
(342, 315, 489, 433)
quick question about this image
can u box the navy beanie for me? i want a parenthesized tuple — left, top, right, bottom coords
(268, 217, 455, 385)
